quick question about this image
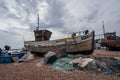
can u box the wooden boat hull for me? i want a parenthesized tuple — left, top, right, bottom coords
(101, 40, 120, 51)
(24, 31, 95, 55)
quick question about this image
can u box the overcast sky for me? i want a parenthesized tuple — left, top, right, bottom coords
(0, 0, 120, 49)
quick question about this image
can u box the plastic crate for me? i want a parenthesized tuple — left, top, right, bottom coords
(0, 56, 13, 63)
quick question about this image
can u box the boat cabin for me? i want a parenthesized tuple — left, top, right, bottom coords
(104, 32, 116, 40)
(34, 29, 52, 41)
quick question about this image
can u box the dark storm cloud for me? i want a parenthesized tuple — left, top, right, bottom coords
(38, 0, 66, 30)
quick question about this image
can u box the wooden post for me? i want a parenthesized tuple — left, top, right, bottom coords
(102, 21, 105, 39)
(36, 14, 39, 30)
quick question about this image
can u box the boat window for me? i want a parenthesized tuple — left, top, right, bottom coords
(35, 33, 39, 36)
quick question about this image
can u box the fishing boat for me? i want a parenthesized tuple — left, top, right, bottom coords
(98, 21, 120, 51)
(24, 15, 95, 55)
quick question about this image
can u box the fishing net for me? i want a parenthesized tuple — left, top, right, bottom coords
(51, 57, 76, 71)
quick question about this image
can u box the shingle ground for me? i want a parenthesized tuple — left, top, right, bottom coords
(0, 50, 120, 80)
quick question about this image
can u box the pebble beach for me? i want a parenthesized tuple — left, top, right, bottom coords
(0, 50, 120, 80)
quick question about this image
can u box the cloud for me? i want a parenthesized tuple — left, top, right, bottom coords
(36, 0, 66, 30)
(0, 0, 120, 48)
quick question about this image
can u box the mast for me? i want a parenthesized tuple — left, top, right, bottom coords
(102, 21, 105, 38)
(36, 14, 39, 30)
